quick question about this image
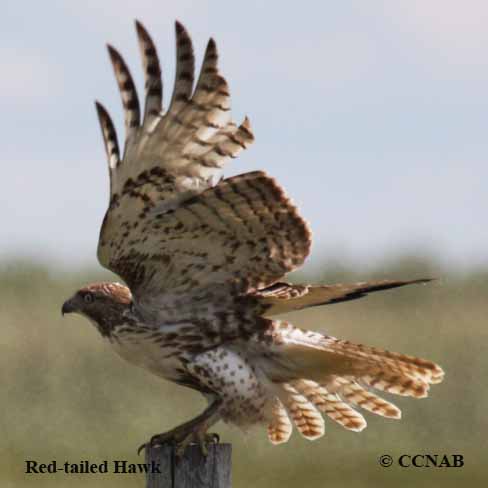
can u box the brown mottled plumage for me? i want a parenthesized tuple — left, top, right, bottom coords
(62, 20, 444, 456)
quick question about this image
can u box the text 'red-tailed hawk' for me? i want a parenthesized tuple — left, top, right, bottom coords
(62, 21, 444, 455)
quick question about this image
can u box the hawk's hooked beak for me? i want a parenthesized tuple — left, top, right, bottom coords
(61, 299, 75, 316)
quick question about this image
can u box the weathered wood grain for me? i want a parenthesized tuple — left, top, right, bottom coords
(145, 443, 231, 488)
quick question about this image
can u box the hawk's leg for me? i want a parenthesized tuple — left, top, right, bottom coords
(138, 398, 222, 457)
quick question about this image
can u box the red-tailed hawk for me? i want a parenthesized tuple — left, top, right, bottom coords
(62, 21, 444, 456)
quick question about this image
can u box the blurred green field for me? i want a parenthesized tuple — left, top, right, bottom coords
(1, 258, 487, 487)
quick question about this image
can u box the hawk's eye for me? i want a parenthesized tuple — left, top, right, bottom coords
(83, 292, 94, 304)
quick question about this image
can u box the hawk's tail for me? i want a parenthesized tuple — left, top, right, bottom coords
(264, 324, 444, 444)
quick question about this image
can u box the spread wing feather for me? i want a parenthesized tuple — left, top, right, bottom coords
(135, 20, 162, 124)
(95, 102, 120, 173)
(256, 278, 433, 316)
(99, 171, 311, 312)
(95, 21, 308, 312)
(96, 21, 253, 212)
(107, 44, 140, 144)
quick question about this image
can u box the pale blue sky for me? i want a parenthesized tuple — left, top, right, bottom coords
(1, 0, 487, 271)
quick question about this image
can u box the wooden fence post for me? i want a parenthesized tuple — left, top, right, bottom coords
(145, 443, 232, 488)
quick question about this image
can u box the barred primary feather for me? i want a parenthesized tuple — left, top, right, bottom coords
(135, 20, 162, 123)
(95, 101, 120, 171)
(257, 279, 434, 317)
(169, 21, 195, 113)
(107, 44, 140, 142)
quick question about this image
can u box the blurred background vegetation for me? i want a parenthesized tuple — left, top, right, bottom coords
(1, 257, 487, 487)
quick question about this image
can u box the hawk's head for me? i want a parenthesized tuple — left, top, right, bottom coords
(62, 282, 133, 336)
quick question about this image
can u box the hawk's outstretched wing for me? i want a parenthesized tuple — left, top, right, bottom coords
(256, 278, 433, 316)
(95, 21, 311, 314)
